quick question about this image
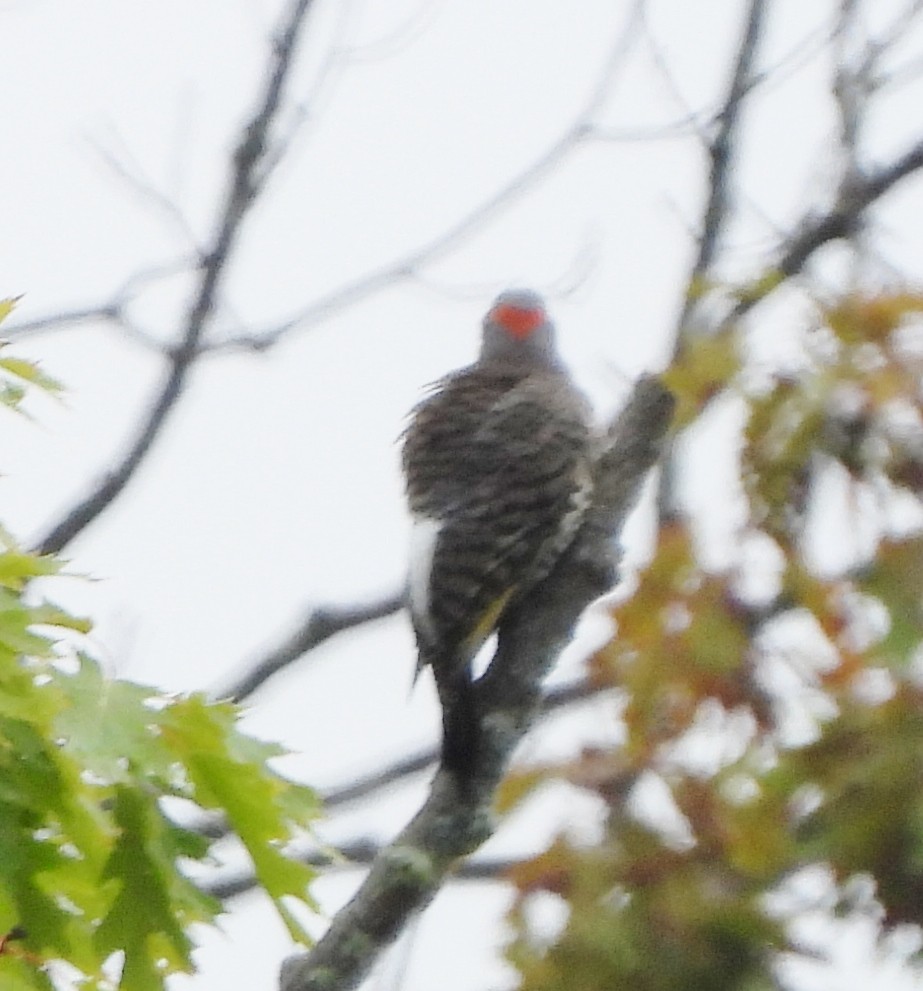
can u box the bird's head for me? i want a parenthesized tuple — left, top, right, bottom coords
(479, 289, 560, 369)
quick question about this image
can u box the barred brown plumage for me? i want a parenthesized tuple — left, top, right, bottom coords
(401, 289, 594, 783)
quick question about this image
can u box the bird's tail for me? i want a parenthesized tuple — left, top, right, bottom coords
(426, 652, 480, 788)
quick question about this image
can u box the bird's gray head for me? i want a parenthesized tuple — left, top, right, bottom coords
(479, 289, 561, 370)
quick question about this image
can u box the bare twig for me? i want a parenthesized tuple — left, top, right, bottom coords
(652, 137, 923, 522)
(640, 5, 712, 147)
(90, 128, 202, 249)
(214, 591, 406, 703)
(319, 677, 601, 812)
(864, 0, 923, 87)
(279, 376, 675, 991)
(256, 0, 359, 188)
(338, 0, 445, 65)
(7, 303, 120, 337)
(623, 13, 833, 152)
(832, 0, 869, 283)
(7, 259, 194, 349)
(748, 18, 838, 93)
(729, 3, 923, 319)
(658, 0, 769, 523)
(204, 839, 522, 901)
(205, 840, 383, 901)
(675, 0, 770, 343)
(32, 0, 319, 556)
(736, 133, 923, 310)
(832, 0, 864, 153)
(205, 2, 647, 353)
(871, 0, 923, 90)
(10, 3, 643, 360)
(639, 133, 923, 468)
(323, 746, 436, 809)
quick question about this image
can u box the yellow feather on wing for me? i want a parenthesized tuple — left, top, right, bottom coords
(412, 586, 517, 688)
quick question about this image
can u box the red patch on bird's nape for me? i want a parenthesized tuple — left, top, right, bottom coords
(491, 302, 545, 340)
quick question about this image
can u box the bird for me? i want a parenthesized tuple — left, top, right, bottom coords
(401, 289, 594, 783)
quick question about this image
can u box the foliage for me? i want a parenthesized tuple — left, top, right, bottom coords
(0, 301, 320, 990)
(505, 291, 923, 989)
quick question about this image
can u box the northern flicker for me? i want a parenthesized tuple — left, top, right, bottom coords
(402, 289, 594, 780)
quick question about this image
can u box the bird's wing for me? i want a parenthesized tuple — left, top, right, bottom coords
(409, 375, 593, 661)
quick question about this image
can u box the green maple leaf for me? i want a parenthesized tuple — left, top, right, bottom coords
(54, 655, 177, 788)
(0, 552, 59, 591)
(0, 356, 63, 396)
(160, 696, 319, 941)
(95, 787, 219, 991)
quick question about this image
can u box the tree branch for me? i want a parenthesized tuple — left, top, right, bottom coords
(658, 0, 768, 523)
(32, 0, 319, 556)
(204, 840, 523, 901)
(674, 0, 769, 343)
(8, 1, 645, 363)
(90, 131, 202, 250)
(8, 303, 120, 337)
(320, 670, 601, 808)
(213, 591, 406, 703)
(205, 1, 646, 354)
(8, 260, 194, 350)
(279, 376, 675, 991)
(733, 134, 923, 316)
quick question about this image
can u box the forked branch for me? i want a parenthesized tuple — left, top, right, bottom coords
(33, 0, 319, 555)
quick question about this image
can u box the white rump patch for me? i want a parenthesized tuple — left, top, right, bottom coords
(408, 515, 442, 636)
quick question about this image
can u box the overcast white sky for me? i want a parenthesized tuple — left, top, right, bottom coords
(3, 1, 923, 988)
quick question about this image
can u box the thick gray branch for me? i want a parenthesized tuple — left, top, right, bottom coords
(279, 376, 675, 991)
